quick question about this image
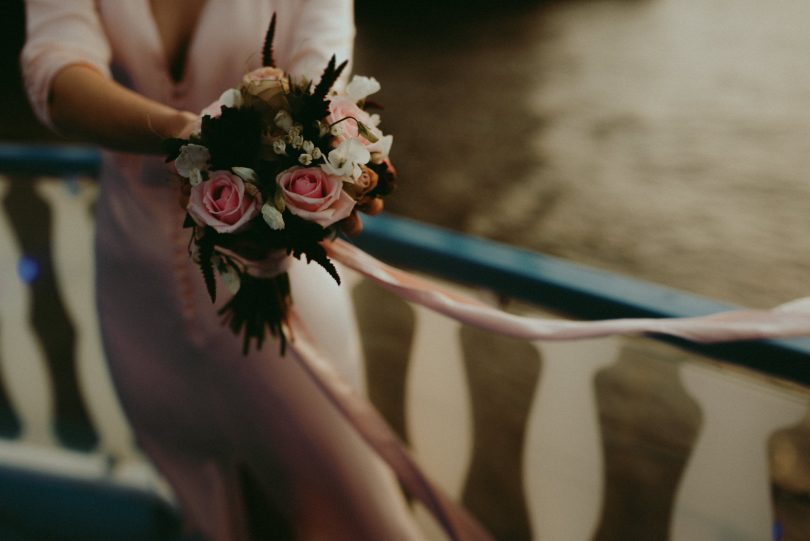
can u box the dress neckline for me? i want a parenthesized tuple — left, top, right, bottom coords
(143, 0, 211, 89)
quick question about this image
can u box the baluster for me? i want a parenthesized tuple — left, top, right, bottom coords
(0, 177, 56, 447)
(35, 178, 139, 472)
(459, 325, 541, 541)
(406, 306, 473, 539)
(339, 267, 367, 394)
(671, 362, 808, 541)
(523, 337, 620, 540)
(351, 277, 415, 440)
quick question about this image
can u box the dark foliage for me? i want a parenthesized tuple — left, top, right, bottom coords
(162, 137, 188, 162)
(283, 213, 340, 285)
(218, 272, 291, 355)
(200, 107, 263, 170)
(196, 227, 217, 302)
(262, 13, 277, 68)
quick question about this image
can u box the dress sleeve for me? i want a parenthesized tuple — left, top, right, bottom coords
(281, 0, 356, 85)
(20, 0, 112, 130)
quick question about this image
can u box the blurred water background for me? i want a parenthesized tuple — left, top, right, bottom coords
(355, 0, 810, 309)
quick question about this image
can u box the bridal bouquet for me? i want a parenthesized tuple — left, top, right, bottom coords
(163, 16, 396, 353)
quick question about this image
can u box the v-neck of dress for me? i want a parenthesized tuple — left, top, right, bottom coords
(143, 0, 211, 90)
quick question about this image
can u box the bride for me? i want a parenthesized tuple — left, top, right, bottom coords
(21, 0, 423, 539)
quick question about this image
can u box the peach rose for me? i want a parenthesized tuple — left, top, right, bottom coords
(241, 66, 289, 105)
(188, 170, 261, 233)
(276, 167, 355, 228)
(344, 165, 379, 199)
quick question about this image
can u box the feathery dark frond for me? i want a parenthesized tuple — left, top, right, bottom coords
(311, 56, 348, 104)
(262, 13, 277, 67)
(196, 228, 217, 303)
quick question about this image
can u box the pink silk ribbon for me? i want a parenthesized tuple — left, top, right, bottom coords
(286, 238, 810, 541)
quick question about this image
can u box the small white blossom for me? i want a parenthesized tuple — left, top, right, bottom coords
(330, 124, 344, 137)
(188, 169, 204, 186)
(368, 134, 394, 164)
(290, 134, 304, 149)
(231, 167, 258, 184)
(298, 154, 313, 166)
(261, 203, 285, 230)
(175, 144, 210, 183)
(311, 147, 323, 160)
(218, 88, 243, 109)
(274, 110, 293, 131)
(302, 140, 315, 154)
(345, 75, 381, 102)
(272, 139, 287, 155)
(320, 138, 370, 180)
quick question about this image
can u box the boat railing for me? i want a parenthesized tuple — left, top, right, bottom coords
(0, 143, 808, 540)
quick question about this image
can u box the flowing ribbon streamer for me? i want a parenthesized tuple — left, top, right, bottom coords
(327, 239, 810, 343)
(288, 312, 493, 541)
(286, 239, 810, 541)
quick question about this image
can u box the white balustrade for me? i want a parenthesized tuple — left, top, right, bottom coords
(407, 305, 474, 539)
(0, 176, 57, 448)
(671, 361, 809, 541)
(523, 337, 620, 541)
(35, 178, 147, 482)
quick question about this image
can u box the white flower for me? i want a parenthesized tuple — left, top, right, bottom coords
(345, 75, 381, 102)
(368, 134, 394, 164)
(298, 154, 313, 166)
(175, 144, 210, 184)
(290, 134, 304, 149)
(274, 110, 293, 131)
(218, 88, 243, 109)
(311, 147, 323, 160)
(231, 167, 258, 184)
(320, 138, 370, 180)
(272, 139, 287, 155)
(261, 203, 285, 230)
(302, 140, 315, 154)
(188, 169, 204, 187)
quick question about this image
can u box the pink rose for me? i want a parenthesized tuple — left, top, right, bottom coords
(327, 96, 382, 144)
(277, 167, 355, 228)
(188, 170, 261, 233)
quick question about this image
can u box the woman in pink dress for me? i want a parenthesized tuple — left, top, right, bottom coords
(21, 1, 423, 539)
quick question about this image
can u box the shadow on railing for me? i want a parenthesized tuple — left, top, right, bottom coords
(1, 144, 809, 540)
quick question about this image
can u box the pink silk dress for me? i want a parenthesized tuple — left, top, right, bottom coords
(21, 1, 423, 539)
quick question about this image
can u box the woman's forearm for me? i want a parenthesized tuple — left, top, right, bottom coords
(49, 64, 196, 154)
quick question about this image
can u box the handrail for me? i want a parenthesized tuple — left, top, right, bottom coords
(2, 143, 809, 387)
(355, 214, 810, 387)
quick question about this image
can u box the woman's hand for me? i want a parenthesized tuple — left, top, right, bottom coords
(48, 64, 200, 154)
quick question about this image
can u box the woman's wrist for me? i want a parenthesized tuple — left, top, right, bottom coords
(164, 110, 199, 140)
